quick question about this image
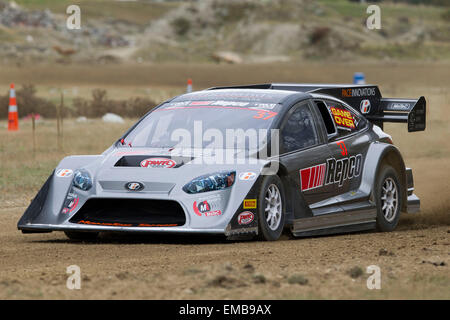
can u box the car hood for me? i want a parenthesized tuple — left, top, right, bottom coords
(81, 147, 269, 194)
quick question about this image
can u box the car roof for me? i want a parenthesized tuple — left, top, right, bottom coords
(170, 88, 311, 105)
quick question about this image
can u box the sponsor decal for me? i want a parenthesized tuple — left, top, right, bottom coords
(160, 101, 278, 120)
(249, 103, 277, 110)
(300, 163, 327, 192)
(239, 172, 257, 181)
(140, 157, 176, 168)
(56, 169, 73, 178)
(325, 154, 362, 187)
(388, 102, 411, 111)
(125, 182, 144, 191)
(238, 211, 255, 225)
(360, 99, 371, 114)
(210, 100, 249, 107)
(193, 195, 222, 217)
(61, 191, 79, 214)
(342, 87, 376, 98)
(330, 106, 355, 129)
(336, 140, 348, 156)
(300, 154, 363, 191)
(243, 199, 257, 209)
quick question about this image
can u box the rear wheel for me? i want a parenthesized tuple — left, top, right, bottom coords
(375, 165, 402, 232)
(257, 175, 285, 241)
(64, 231, 99, 241)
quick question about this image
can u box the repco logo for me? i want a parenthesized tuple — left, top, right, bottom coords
(300, 154, 363, 191)
(325, 154, 363, 187)
(140, 158, 176, 168)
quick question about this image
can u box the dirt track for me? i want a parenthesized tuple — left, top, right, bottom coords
(0, 63, 449, 299)
(0, 207, 448, 299)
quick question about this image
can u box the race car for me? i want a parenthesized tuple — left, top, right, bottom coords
(18, 83, 426, 241)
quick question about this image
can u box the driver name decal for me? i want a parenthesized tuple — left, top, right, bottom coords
(300, 154, 363, 191)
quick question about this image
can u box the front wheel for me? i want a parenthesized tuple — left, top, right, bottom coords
(375, 165, 402, 232)
(257, 175, 285, 241)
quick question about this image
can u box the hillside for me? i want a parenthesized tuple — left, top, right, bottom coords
(0, 0, 449, 65)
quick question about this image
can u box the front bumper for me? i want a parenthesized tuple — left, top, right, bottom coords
(19, 223, 225, 234)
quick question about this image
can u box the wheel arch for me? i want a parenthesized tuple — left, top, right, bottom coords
(264, 160, 312, 221)
(361, 143, 407, 212)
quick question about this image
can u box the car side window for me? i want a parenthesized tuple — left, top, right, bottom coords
(325, 101, 366, 138)
(281, 103, 319, 153)
(314, 100, 336, 136)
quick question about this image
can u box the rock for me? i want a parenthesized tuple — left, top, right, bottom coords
(76, 116, 88, 123)
(207, 275, 238, 289)
(348, 266, 363, 279)
(102, 113, 124, 124)
(211, 51, 243, 64)
(252, 274, 266, 284)
(243, 263, 255, 273)
(287, 274, 308, 285)
(379, 248, 395, 256)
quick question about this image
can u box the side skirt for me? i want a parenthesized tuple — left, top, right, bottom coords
(291, 206, 377, 237)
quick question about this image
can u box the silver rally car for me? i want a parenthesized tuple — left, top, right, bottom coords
(18, 83, 426, 241)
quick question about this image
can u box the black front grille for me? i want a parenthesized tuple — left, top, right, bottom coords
(69, 198, 185, 227)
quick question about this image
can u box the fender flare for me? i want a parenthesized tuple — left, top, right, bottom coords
(18, 155, 103, 230)
(360, 142, 407, 210)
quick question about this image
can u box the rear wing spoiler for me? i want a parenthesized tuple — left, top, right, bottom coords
(208, 83, 426, 132)
(369, 96, 426, 132)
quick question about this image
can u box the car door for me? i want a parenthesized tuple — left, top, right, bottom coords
(279, 101, 334, 206)
(316, 98, 369, 197)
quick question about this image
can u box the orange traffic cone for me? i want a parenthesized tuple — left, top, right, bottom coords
(187, 78, 192, 93)
(8, 83, 19, 131)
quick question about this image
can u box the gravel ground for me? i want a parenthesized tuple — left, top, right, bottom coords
(1, 207, 448, 299)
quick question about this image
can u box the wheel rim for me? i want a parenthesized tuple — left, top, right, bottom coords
(264, 184, 282, 231)
(381, 177, 398, 222)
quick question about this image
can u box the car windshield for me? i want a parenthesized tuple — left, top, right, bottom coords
(122, 100, 281, 150)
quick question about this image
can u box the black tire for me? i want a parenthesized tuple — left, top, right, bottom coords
(375, 165, 402, 232)
(64, 231, 99, 241)
(257, 175, 285, 241)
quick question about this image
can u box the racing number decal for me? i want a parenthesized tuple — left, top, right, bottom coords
(253, 110, 277, 120)
(336, 140, 348, 156)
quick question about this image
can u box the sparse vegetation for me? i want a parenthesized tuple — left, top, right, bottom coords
(0, 85, 157, 119)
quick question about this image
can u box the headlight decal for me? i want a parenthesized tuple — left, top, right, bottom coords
(183, 171, 235, 194)
(73, 169, 93, 191)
